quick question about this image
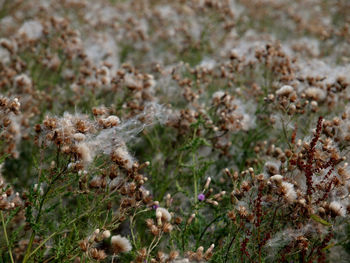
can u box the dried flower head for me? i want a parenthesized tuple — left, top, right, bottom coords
(281, 182, 297, 203)
(110, 235, 132, 254)
(156, 207, 172, 223)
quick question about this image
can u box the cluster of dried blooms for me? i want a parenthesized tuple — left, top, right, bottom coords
(1, 0, 350, 262)
(0, 96, 24, 158)
(79, 229, 132, 261)
(0, 164, 23, 210)
(225, 116, 350, 261)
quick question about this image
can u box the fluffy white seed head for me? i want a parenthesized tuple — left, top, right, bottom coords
(329, 201, 346, 217)
(156, 207, 172, 222)
(111, 235, 132, 254)
(18, 20, 43, 40)
(73, 133, 86, 142)
(281, 182, 297, 203)
(105, 115, 120, 126)
(112, 147, 134, 169)
(276, 85, 294, 97)
(76, 142, 93, 163)
(270, 174, 283, 184)
(304, 87, 326, 101)
(102, 230, 111, 239)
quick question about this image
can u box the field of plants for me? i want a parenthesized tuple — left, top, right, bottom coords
(1, 0, 350, 262)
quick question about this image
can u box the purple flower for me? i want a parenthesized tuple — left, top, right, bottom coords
(152, 204, 159, 210)
(198, 193, 205, 201)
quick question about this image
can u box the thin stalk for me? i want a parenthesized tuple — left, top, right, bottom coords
(182, 223, 188, 252)
(193, 167, 198, 203)
(130, 215, 137, 249)
(1, 211, 14, 263)
(129, 208, 148, 249)
(197, 214, 224, 245)
(281, 117, 292, 149)
(27, 231, 58, 260)
(146, 232, 163, 262)
(146, 231, 163, 262)
(192, 128, 198, 204)
(224, 226, 242, 263)
(23, 168, 65, 263)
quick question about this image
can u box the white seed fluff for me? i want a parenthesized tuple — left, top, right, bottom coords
(281, 182, 297, 203)
(329, 201, 346, 217)
(76, 143, 93, 163)
(276, 85, 294, 96)
(156, 207, 172, 222)
(270, 174, 283, 183)
(111, 235, 132, 254)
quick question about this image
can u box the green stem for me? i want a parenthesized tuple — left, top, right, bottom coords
(23, 233, 35, 263)
(27, 231, 58, 260)
(281, 116, 292, 149)
(197, 214, 224, 245)
(224, 225, 242, 263)
(23, 169, 64, 263)
(1, 211, 14, 263)
(192, 153, 198, 204)
(146, 232, 163, 262)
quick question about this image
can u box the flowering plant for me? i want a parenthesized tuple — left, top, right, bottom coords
(1, 0, 350, 262)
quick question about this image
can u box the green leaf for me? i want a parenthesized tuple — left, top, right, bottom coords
(176, 180, 183, 192)
(322, 243, 335, 251)
(0, 154, 9, 164)
(180, 137, 210, 151)
(310, 214, 332, 226)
